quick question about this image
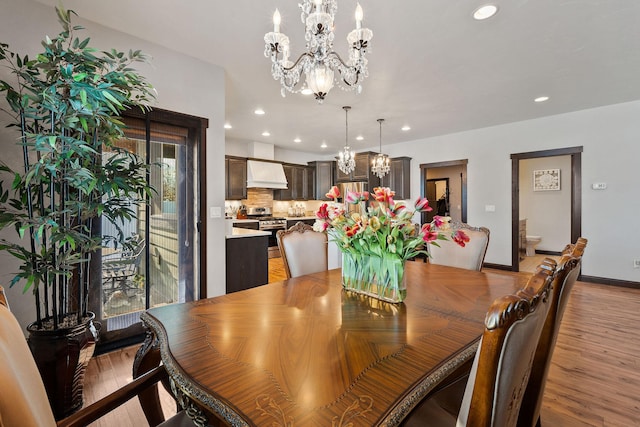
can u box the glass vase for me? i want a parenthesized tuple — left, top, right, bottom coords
(341, 252, 407, 303)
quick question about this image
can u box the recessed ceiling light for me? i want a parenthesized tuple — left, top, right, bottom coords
(356, 135, 364, 141)
(321, 142, 327, 148)
(224, 123, 232, 129)
(534, 96, 550, 103)
(301, 88, 313, 96)
(254, 108, 265, 115)
(294, 137, 301, 143)
(401, 125, 411, 131)
(473, 5, 498, 20)
(262, 131, 270, 136)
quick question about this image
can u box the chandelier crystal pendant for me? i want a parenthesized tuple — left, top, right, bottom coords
(264, 0, 373, 103)
(338, 106, 356, 175)
(371, 118, 390, 179)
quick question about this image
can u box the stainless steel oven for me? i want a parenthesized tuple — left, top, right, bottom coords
(247, 208, 287, 258)
(258, 218, 287, 251)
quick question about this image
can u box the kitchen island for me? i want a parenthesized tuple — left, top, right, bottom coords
(225, 227, 270, 293)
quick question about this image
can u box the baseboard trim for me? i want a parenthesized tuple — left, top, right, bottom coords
(483, 263, 640, 289)
(95, 333, 145, 356)
(579, 275, 640, 289)
(483, 263, 513, 271)
(535, 249, 563, 256)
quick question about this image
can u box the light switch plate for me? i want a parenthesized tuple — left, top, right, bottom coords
(210, 206, 222, 218)
(485, 205, 496, 212)
(592, 183, 607, 190)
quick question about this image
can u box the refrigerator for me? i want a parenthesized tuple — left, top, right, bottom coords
(338, 182, 368, 215)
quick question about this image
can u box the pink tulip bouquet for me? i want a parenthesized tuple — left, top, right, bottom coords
(314, 186, 470, 303)
(314, 186, 470, 261)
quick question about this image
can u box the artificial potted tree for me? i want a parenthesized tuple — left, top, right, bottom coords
(0, 6, 155, 419)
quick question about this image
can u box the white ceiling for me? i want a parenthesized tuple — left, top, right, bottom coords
(34, 0, 640, 154)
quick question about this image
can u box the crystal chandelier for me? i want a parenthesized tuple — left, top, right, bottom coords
(338, 106, 356, 174)
(264, 0, 373, 103)
(371, 118, 390, 179)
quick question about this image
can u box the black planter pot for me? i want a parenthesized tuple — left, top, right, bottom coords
(27, 312, 99, 420)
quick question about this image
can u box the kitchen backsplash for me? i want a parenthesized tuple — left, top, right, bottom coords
(225, 188, 323, 218)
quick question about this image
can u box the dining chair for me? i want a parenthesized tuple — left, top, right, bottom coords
(403, 258, 557, 427)
(561, 236, 588, 258)
(428, 222, 490, 271)
(0, 285, 194, 427)
(277, 221, 328, 279)
(517, 238, 588, 427)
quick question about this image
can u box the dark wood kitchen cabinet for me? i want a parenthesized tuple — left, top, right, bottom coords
(226, 234, 268, 293)
(274, 163, 313, 200)
(225, 156, 247, 200)
(380, 157, 412, 199)
(308, 161, 334, 200)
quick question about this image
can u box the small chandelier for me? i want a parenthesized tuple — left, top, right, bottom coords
(264, 0, 373, 103)
(338, 106, 356, 174)
(371, 118, 390, 179)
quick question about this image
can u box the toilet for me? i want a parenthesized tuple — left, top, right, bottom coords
(525, 235, 542, 257)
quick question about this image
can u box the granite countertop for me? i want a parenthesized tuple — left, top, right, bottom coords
(230, 218, 259, 223)
(226, 227, 270, 239)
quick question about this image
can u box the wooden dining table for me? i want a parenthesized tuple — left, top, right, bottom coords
(134, 262, 528, 427)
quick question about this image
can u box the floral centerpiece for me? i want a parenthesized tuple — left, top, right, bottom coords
(314, 186, 470, 303)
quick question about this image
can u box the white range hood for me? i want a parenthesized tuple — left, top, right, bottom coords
(246, 160, 288, 189)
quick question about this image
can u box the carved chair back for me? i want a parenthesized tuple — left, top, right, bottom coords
(517, 238, 588, 427)
(277, 222, 328, 279)
(455, 258, 556, 426)
(428, 221, 490, 271)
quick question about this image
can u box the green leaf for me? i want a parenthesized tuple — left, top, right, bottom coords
(102, 90, 122, 107)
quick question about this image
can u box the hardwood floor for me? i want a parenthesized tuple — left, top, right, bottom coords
(83, 262, 640, 426)
(520, 253, 561, 273)
(268, 255, 287, 282)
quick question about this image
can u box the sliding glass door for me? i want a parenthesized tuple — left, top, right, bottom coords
(92, 110, 206, 348)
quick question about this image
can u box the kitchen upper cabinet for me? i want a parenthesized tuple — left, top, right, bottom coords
(380, 157, 412, 199)
(274, 163, 312, 200)
(305, 166, 315, 200)
(226, 156, 247, 200)
(336, 152, 378, 183)
(308, 161, 335, 200)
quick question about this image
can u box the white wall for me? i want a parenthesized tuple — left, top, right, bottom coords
(0, 0, 226, 330)
(229, 102, 640, 283)
(381, 101, 640, 282)
(519, 156, 572, 252)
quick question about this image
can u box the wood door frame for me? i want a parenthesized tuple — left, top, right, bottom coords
(510, 146, 582, 271)
(419, 160, 468, 225)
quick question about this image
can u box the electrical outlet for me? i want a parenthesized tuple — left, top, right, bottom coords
(634, 260, 640, 269)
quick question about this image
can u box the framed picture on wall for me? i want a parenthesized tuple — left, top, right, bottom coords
(533, 168, 560, 191)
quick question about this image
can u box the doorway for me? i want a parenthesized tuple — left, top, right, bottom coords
(425, 178, 450, 223)
(510, 147, 582, 272)
(420, 160, 467, 225)
(92, 109, 208, 350)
